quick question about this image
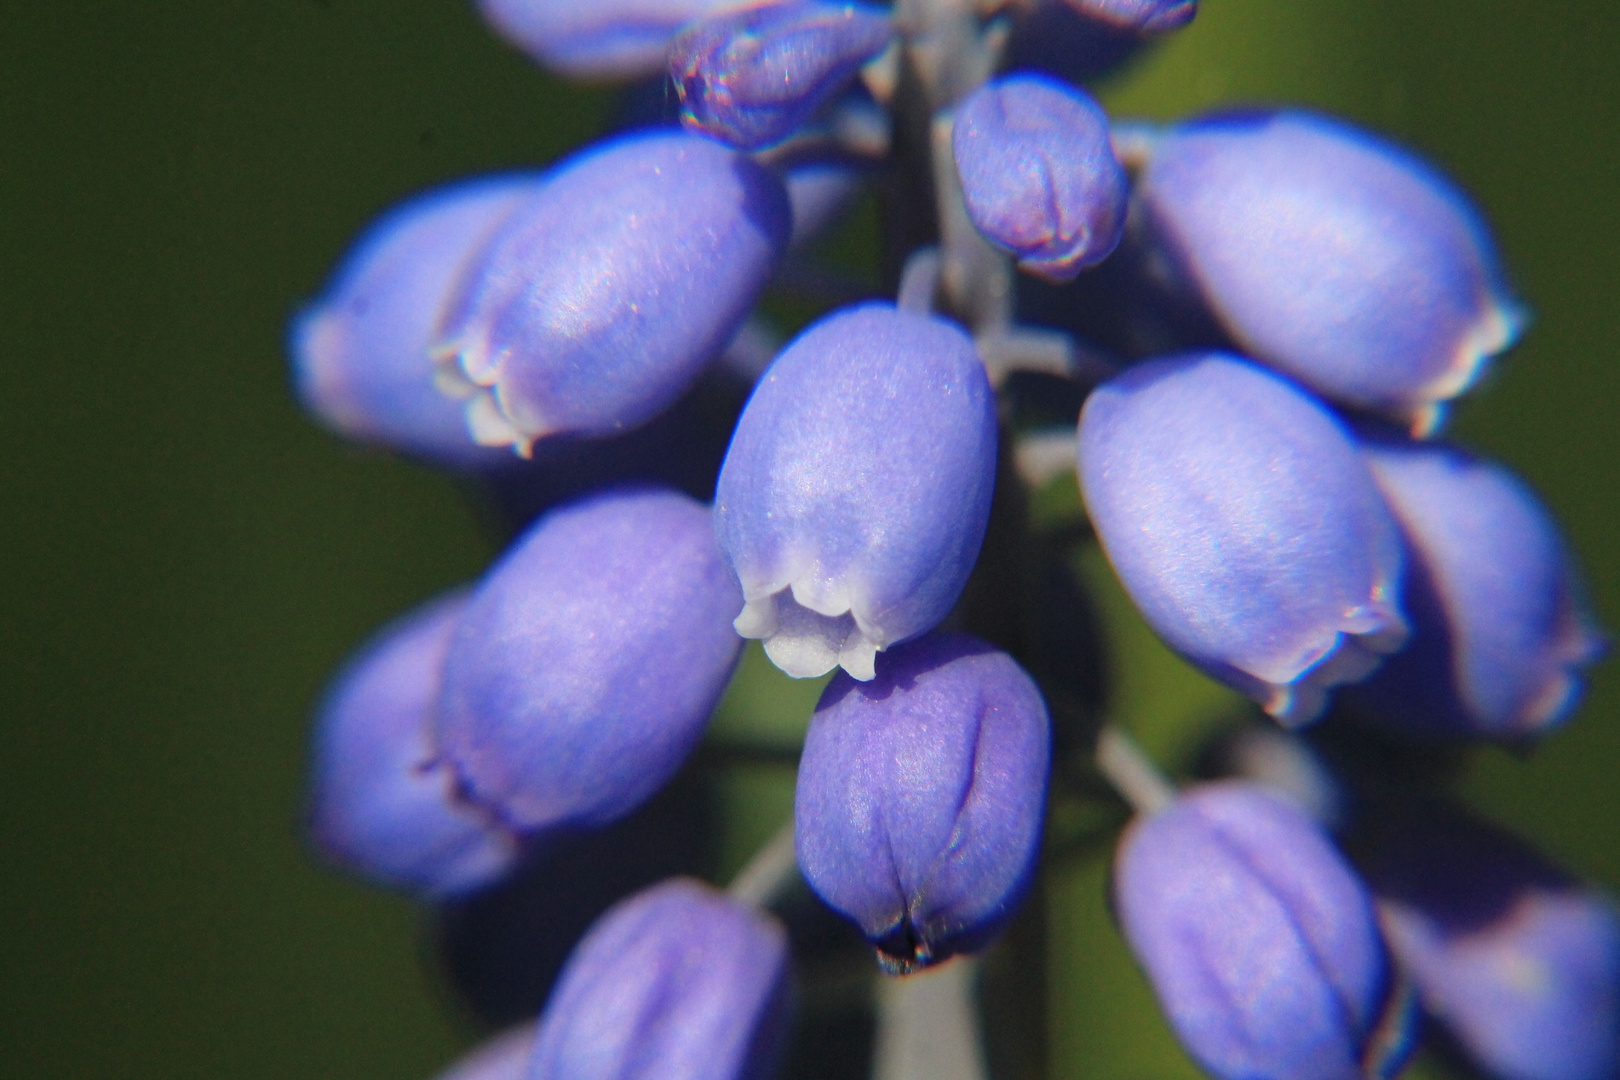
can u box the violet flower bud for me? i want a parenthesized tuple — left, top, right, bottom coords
(1346, 440, 1607, 739)
(435, 131, 791, 455)
(1358, 802, 1620, 1080)
(1061, 0, 1195, 35)
(307, 592, 520, 899)
(475, 0, 741, 79)
(671, 0, 894, 150)
(1077, 352, 1407, 726)
(1115, 782, 1406, 1080)
(794, 633, 1050, 972)
(951, 74, 1127, 282)
(437, 487, 743, 834)
(530, 878, 791, 1080)
(289, 174, 543, 467)
(1138, 110, 1524, 432)
(714, 303, 997, 681)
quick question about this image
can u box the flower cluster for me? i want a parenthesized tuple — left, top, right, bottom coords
(290, 1, 1614, 1079)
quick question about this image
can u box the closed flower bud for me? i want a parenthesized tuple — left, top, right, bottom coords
(289, 174, 542, 467)
(1077, 353, 1407, 726)
(795, 633, 1050, 972)
(1138, 110, 1523, 432)
(434, 1024, 535, 1080)
(1115, 782, 1405, 1080)
(1357, 801, 1620, 1080)
(714, 303, 997, 681)
(530, 878, 791, 1080)
(307, 592, 520, 899)
(1061, 0, 1195, 35)
(672, 0, 894, 150)
(476, 0, 742, 79)
(435, 131, 791, 455)
(952, 74, 1127, 281)
(1347, 440, 1607, 739)
(437, 487, 744, 834)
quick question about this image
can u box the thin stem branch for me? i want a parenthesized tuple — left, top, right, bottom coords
(726, 818, 799, 908)
(1095, 724, 1177, 815)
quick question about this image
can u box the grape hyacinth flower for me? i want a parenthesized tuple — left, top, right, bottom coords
(1078, 352, 1408, 725)
(1137, 109, 1524, 432)
(476, 0, 742, 78)
(306, 591, 521, 899)
(671, 0, 895, 150)
(1357, 801, 1620, 1080)
(435, 130, 791, 455)
(1346, 439, 1607, 740)
(436, 487, 743, 834)
(715, 303, 997, 680)
(794, 633, 1050, 971)
(529, 878, 791, 1080)
(1062, 0, 1196, 35)
(1115, 782, 1408, 1080)
(289, 173, 543, 467)
(952, 74, 1127, 281)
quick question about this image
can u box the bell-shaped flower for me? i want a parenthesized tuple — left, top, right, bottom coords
(1077, 352, 1407, 726)
(1137, 110, 1524, 433)
(435, 131, 791, 455)
(1060, 0, 1195, 35)
(714, 303, 997, 681)
(1357, 800, 1620, 1080)
(436, 487, 744, 834)
(476, 0, 743, 79)
(289, 174, 542, 467)
(795, 633, 1050, 971)
(1346, 440, 1607, 739)
(306, 592, 520, 898)
(671, 0, 894, 150)
(1115, 782, 1407, 1080)
(951, 74, 1127, 281)
(530, 878, 791, 1080)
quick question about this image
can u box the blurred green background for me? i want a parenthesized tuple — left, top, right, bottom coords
(1, 2, 1616, 1078)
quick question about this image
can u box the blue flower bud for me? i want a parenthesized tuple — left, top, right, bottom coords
(530, 878, 791, 1080)
(671, 1, 894, 150)
(307, 592, 520, 899)
(437, 487, 744, 833)
(1346, 440, 1607, 739)
(289, 174, 543, 467)
(476, 0, 741, 79)
(436, 131, 791, 455)
(1358, 802, 1620, 1080)
(1115, 782, 1404, 1080)
(1139, 110, 1523, 432)
(1061, 0, 1195, 35)
(434, 1024, 535, 1080)
(1077, 353, 1407, 726)
(951, 75, 1126, 282)
(714, 303, 998, 680)
(795, 633, 1050, 972)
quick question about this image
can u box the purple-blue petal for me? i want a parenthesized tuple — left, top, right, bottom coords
(952, 74, 1127, 281)
(436, 487, 744, 833)
(672, 0, 894, 150)
(1346, 440, 1607, 739)
(436, 131, 790, 453)
(475, 0, 742, 79)
(1061, 0, 1195, 35)
(1077, 352, 1407, 725)
(1359, 802, 1620, 1080)
(1139, 110, 1523, 431)
(794, 633, 1050, 970)
(289, 173, 543, 467)
(1115, 782, 1397, 1080)
(307, 591, 520, 898)
(714, 303, 997, 681)
(529, 878, 791, 1080)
